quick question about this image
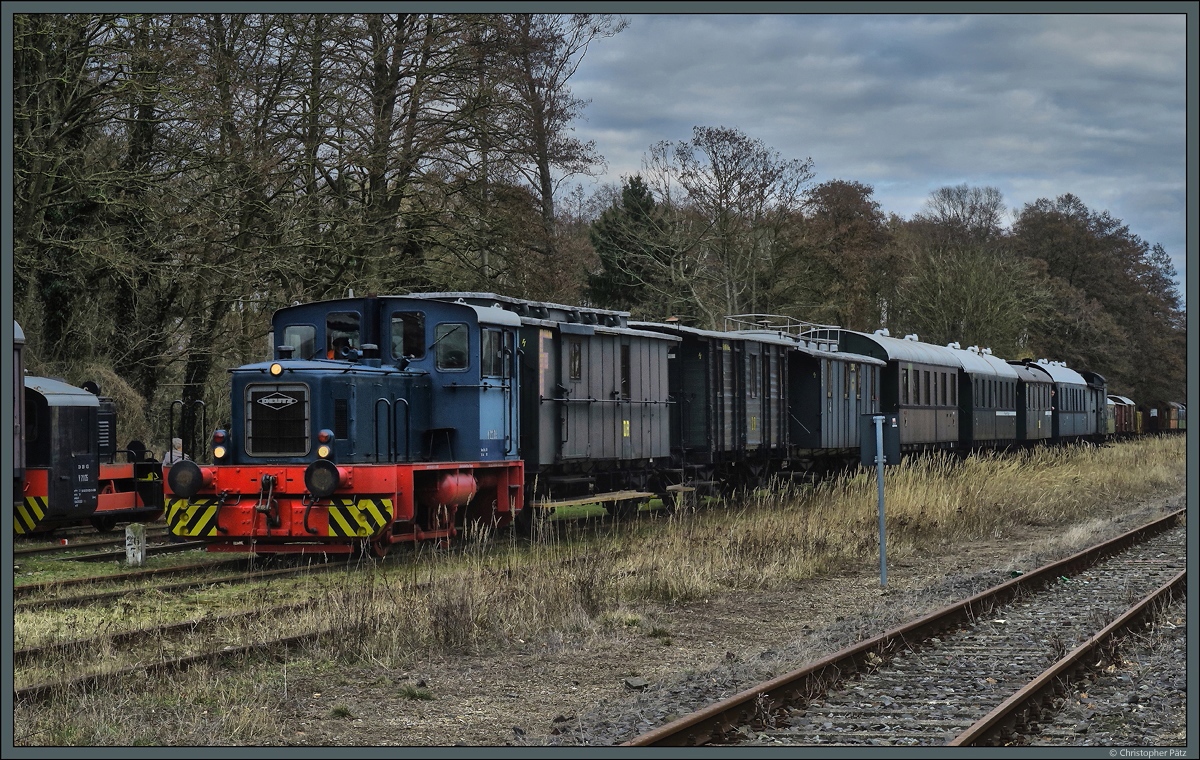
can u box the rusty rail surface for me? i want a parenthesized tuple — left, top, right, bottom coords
(624, 508, 1185, 747)
(949, 570, 1186, 746)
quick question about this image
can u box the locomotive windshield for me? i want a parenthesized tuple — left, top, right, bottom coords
(282, 325, 316, 359)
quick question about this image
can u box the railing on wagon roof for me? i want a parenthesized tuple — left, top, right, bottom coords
(723, 313, 845, 350)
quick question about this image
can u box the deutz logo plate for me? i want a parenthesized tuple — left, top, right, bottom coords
(257, 392, 299, 410)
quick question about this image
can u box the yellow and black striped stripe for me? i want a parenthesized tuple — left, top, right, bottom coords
(165, 497, 222, 537)
(327, 497, 392, 538)
(14, 497, 48, 535)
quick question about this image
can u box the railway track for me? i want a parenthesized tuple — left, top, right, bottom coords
(624, 509, 1186, 747)
(13, 557, 352, 610)
(14, 526, 172, 557)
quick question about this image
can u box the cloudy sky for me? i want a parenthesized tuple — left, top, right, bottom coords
(565, 11, 1190, 303)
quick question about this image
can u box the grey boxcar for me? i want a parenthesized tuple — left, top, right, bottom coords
(630, 323, 790, 489)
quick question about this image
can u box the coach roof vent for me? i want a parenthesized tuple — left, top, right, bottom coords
(904, 334, 919, 341)
(947, 341, 961, 349)
(873, 328, 890, 337)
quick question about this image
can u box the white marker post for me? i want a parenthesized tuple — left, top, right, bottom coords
(125, 523, 146, 567)
(873, 415, 887, 588)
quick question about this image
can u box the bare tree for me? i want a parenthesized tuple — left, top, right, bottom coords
(639, 126, 815, 325)
(913, 183, 1008, 244)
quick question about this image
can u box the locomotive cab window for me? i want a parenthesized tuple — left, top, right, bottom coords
(435, 323, 468, 370)
(282, 325, 316, 360)
(391, 311, 426, 360)
(326, 312, 361, 359)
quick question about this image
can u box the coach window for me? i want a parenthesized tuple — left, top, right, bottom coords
(901, 368, 909, 405)
(569, 340, 582, 382)
(283, 325, 316, 360)
(923, 371, 931, 407)
(435, 323, 468, 370)
(854, 364, 861, 399)
(950, 375, 956, 406)
(750, 354, 760, 399)
(391, 311, 426, 360)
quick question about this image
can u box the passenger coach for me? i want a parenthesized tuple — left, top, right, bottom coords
(819, 329, 960, 452)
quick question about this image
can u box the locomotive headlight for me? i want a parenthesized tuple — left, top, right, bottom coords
(304, 459, 340, 498)
(317, 444, 331, 458)
(167, 460, 211, 499)
(270, 362, 283, 376)
(213, 445, 228, 459)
